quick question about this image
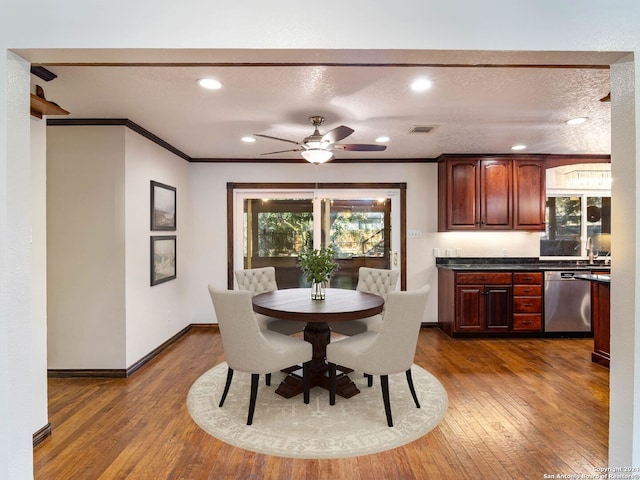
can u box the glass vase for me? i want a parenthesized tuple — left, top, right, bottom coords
(311, 280, 326, 300)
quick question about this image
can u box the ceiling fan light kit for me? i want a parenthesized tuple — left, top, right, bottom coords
(255, 115, 386, 164)
(197, 78, 222, 90)
(300, 149, 334, 164)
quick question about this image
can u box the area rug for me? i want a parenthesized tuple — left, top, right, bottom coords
(187, 362, 448, 458)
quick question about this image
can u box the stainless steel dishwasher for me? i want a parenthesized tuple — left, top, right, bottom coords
(544, 271, 592, 334)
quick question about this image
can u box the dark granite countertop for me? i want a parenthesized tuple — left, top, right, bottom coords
(574, 273, 611, 284)
(436, 257, 611, 272)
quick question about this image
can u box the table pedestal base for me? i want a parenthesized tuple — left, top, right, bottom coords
(274, 321, 360, 399)
(275, 367, 360, 399)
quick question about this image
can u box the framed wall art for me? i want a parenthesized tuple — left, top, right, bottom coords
(150, 180, 176, 230)
(150, 235, 176, 286)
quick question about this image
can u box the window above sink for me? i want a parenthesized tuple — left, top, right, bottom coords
(540, 163, 611, 260)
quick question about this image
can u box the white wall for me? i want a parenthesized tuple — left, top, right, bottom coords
(30, 117, 49, 434)
(47, 126, 192, 370)
(1, 51, 33, 480)
(609, 55, 639, 467)
(124, 129, 191, 367)
(47, 126, 127, 369)
(189, 161, 540, 325)
(2, 0, 640, 475)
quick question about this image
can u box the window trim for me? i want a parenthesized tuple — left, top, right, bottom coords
(540, 190, 611, 260)
(227, 182, 407, 290)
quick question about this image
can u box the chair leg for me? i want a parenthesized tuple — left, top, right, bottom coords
(303, 361, 310, 404)
(380, 375, 393, 427)
(219, 367, 234, 407)
(406, 368, 421, 409)
(247, 373, 259, 426)
(365, 373, 373, 387)
(266, 373, 271, 386)
(329, 363, 337, 406)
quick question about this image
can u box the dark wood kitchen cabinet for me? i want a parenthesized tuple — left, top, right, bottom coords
(512, 160, 546, 230)
(439, 270, 513, 335)
(512, 272, 543, 331)
(438, 155, 545, 232)
(439, 269, 544, 336)
(438, 157, 480, 230)
(591, 280, 610, 368)
(480, 159, 512, 229)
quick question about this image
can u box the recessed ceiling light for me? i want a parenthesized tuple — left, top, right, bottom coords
(198, 78, 222, 90)
(241, 136, 256, 143)
(566, 117, 588, 125)
(511, 145, 527, 151)
(410, 78, 432, 92)
(375, 136, 390, 143)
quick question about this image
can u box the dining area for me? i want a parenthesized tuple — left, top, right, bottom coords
(205, 263, 434, 431)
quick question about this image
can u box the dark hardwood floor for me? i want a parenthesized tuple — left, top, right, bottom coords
(33, 327, 609, 479)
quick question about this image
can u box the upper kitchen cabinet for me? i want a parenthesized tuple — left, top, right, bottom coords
(438, 155, 545, 232)
(512, 159, 546, 230)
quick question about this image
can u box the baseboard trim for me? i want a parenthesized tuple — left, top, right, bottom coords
(126, 324, 193, 376)
(48, 324, 198, 379)
(47, 368, 127, 378)
(33, 423, 52, 447)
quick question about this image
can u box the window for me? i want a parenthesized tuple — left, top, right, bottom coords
(540, 194, 611, 258)
(230, 184, 405, 290)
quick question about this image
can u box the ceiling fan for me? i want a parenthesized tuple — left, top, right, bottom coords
(255, 115, 387, 163)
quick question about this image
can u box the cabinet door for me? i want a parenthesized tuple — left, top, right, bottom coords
(455, 285, 484, 331)
(480, 159, 512, 229)
(592, 282, 610, 367)
(485, 285, 512, 330)
(513, 160, 546, 230)
(443, 159, 480, 230)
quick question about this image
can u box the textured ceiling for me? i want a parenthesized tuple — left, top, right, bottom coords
(29, 49, 614, 161)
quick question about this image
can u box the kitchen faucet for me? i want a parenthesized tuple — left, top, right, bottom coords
(586, 237, 596, 265)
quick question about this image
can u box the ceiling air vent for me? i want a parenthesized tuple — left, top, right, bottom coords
(408, 125, 435, 134)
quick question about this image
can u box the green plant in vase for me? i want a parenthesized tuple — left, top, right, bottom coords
(298, 245, 339, 300)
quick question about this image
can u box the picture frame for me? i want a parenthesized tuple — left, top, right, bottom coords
(150, 235, 176, 286)
(150, 180, 176, 230)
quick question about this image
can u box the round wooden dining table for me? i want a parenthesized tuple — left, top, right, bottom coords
(252, 287, 384, 399)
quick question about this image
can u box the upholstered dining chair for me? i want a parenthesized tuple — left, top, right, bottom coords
(329, 267, 400, 336)
(208, 287, 312, 425)
(234, 266, 304, 335)
(326, 285, 431, 427)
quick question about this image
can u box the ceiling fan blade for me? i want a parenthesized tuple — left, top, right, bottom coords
(260, 148, 303, 155)
(254, 133, 302, 146)
(334, 144, 387, 151)
(321, 125, 354, 144)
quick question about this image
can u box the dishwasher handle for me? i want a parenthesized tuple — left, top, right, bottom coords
(545, 271, 580, 281)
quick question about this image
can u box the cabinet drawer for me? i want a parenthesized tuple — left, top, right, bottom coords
(513, 285, 542, 296)
(513, 272, 543, 284)
(513, 296, 542, 313)
(456, 272, 512, 285)
(513, 314, 542, 331)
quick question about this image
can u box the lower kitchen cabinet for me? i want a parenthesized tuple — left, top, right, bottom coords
(512, 272, 543, 331)
(438, 269, 543, 336)
(591, 281, 610, 367)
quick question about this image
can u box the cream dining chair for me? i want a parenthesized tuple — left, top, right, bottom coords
(234, 266, 304, 335)
(208, 287, 312, 425)
(329, 267, 400, 336)
(326, 285, 430, 427)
